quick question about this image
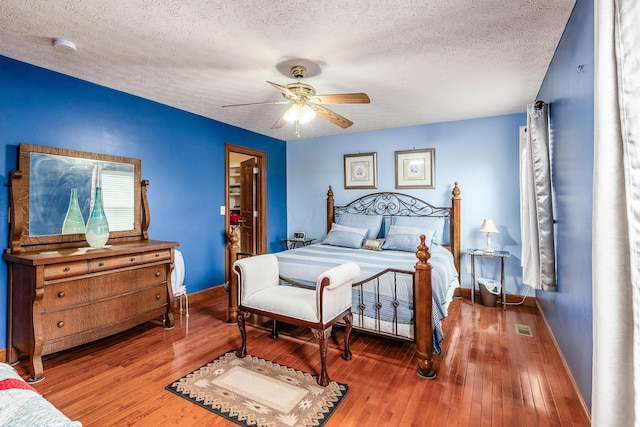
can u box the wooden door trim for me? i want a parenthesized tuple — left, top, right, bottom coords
(225, 144, 267, 280)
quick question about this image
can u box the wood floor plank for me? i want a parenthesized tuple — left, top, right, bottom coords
(11, 293, 590, 426)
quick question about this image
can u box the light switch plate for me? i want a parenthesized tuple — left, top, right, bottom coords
(220, 206, 225, 215)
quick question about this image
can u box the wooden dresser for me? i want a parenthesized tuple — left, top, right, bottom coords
(5, 240, 178, 382)
(4, 144, 180, 382)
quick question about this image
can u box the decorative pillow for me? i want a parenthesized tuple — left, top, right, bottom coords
(323, 223, 369, 249)
(381, 225, 435, 252)
(362, 238, 385, 251)
(336, 213, 383, 241)
(393, 216, 446, 244)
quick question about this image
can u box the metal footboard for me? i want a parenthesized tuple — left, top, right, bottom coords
(350, 268, 415, 341)
(280, 268, 416, 341)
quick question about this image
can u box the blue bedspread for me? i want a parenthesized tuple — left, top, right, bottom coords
(275, 243, 458, 354)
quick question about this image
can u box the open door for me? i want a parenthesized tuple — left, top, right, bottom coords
(239, 157, 259, 253)
(225, 144, 267, 289)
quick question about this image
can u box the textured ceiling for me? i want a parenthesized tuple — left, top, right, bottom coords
(0, 0, 576, 141)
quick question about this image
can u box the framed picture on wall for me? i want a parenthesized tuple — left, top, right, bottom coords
(395, 148, 435, 189)
(344, 152, 377, 189)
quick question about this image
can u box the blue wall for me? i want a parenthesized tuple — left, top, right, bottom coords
(0, 55, 288, 348)
(286, 114, 527, 294)
(536, 0, 594, 410)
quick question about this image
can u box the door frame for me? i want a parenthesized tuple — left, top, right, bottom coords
(224, 143, 267, 281)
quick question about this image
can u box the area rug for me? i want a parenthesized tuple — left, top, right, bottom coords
(166, 350, 349, 427)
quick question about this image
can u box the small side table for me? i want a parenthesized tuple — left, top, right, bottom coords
(467, 249, 510, 310)
(283, 238, 315, 250)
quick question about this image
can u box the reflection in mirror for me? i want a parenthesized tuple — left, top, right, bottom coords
(29, 153, 135, 236)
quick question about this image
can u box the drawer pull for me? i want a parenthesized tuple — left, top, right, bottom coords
(156, 293, 161, 300)
(99, 262, 105, 267)
(57, 321, 65, 328)
(156, 271, 161, 277)
(155, 253, 160, 257)
(130, 257, 136, 262)
(58, 291, 65, 298)
(64, 266, 70, 272)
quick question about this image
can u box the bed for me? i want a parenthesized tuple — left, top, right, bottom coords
(227, 182, 461, 378)
(0, 363, 81, 426)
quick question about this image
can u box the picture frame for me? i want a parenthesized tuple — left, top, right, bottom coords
(395, 148, 435, 189)
(344, 152, 377, 189)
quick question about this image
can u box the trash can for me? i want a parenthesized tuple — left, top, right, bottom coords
(478, 278, 501, 307)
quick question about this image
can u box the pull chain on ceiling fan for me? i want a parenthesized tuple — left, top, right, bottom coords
(222, 65, 370, 137)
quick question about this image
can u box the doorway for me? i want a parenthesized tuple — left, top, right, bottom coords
(225, 144, 267, 282)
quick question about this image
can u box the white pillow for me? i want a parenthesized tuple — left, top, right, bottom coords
(323, 223, 369, 249)
(381, 225, 435, 252)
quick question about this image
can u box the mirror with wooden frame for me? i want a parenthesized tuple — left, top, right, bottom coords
(7, 143, 150, 253)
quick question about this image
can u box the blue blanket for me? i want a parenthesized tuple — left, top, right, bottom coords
(275, 243, 458, 354)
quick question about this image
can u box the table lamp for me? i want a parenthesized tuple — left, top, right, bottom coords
(479, 219, 499, 253)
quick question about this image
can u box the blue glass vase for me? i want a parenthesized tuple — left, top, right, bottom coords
(85, 187, 110, 248)
(61, 188, 85, 234)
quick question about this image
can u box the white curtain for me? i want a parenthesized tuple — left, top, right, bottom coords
(520, 101, 557, 291)
(592, 0, 640, 425)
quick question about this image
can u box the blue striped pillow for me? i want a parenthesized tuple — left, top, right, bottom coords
(393, 216, 445, 244)
(336, 213, 383, 240)
(323, 223, 369, 249)
(381, 225, 435, 252)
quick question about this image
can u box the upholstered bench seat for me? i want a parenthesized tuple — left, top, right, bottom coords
(242, 286, 322, 323)
(234, 254, 360, 386)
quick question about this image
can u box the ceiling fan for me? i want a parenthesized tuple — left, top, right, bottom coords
(223, 65, 370, 137)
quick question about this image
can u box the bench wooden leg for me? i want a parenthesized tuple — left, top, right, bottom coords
(236, 311, 249, 358)
(269, 319, 279, 339)
(312, 327, 332, 387)
(342, 312, 353, 361)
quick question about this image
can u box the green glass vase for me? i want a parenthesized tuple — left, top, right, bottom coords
(85, 187, 110, 248)
(61, 188, 85, 234)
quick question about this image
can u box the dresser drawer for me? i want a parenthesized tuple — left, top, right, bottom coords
(42, 265, 168, 310)
(44, 261, 89, 280)
(41, 283, 168, 341)
(89, 253, 144, 272)
(144, 249, 172, 263)
(88, 249, 172, 272)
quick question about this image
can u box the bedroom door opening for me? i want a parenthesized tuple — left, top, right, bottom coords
(225, 144, 267, 282)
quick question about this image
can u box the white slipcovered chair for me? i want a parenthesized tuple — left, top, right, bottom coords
(233, 254, 360, 386)
(171, 249, 188, 317)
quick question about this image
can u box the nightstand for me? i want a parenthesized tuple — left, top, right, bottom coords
(467, 249, 510, 310)
(283, 237, 316, 250)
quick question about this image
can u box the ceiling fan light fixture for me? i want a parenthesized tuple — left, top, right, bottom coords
(284, 103, 316, 124)
(223, 63, 368, 134)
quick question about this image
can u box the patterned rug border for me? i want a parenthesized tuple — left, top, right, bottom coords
(166, 350, 349, 427)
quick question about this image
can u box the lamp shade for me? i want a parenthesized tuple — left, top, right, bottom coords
(479, 219, 499, 234)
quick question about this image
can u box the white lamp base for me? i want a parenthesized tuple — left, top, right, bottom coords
(484, 233, 495, 253)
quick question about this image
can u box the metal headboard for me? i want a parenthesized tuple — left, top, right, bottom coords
(326, 183, 462, 276)
(334, 191, 451, 220)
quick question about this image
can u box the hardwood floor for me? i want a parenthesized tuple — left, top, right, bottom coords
(14, 291, 591, 426)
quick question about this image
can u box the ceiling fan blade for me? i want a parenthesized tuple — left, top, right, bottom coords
(309, 93, 370, 104)
(267, 81, 300, 101)
(311, 105, 353, 129)
(222, 100, 290, 107)
(271, 111, 287, 129)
